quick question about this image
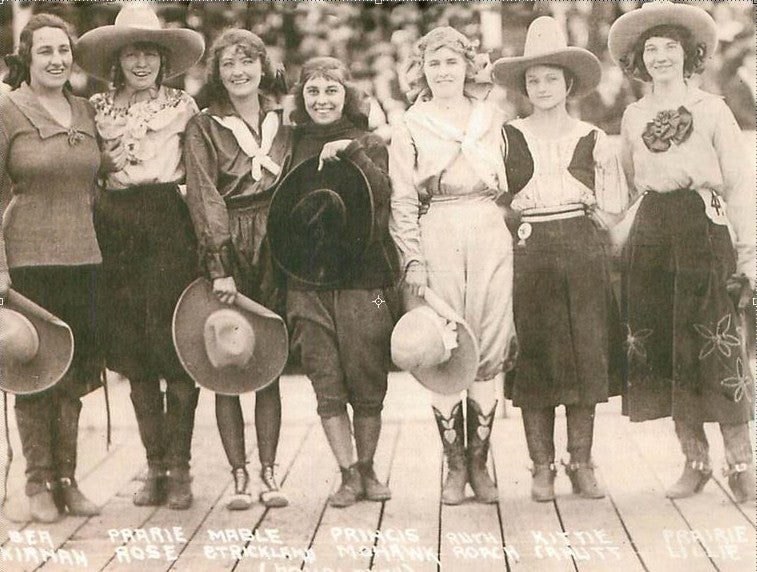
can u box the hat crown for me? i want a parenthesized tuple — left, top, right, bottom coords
(203, 309, 256, 369)
(391, 307, 450, 370)
(114, 4, 162, 31)
(523, 17, 568, 58)
(0, 309, 40, 364)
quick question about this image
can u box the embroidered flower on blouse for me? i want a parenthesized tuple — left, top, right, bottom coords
(625, 325, 653, 361)
(641, 106, 693, 153)
(721, 357, 752, 403)
(67, 128, 83, 147)
(693, 314, 741, 360)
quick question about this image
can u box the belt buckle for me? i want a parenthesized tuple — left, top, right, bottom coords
(517, 222, 532, 246)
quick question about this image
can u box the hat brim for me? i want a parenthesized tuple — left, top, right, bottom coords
(268, 156, 374, 287)
(608, 3, 717, 68)
(173, 278, 289, 395)
(0, 290, 74, 395)
(76, 26, 204, 81)
(492, 48, 601, 97)
(410, 319, 479, 395)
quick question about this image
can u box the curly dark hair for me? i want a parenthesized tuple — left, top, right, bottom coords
(620, 24, 707, 82)
(205, 28, 281, 104)
(519, 66, 577, 98)
(3, 13, 75, 90)
(110, 42, 169, 90)
(290, 56, 370, 130)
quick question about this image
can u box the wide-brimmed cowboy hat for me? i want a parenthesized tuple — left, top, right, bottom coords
(492, 16, 601, 97)
(0, 290, 74, 395)
(173, 278, 288, 395)
(76, 4, 205, 82)
(267, 156, 374, 287)
(391, 289, 479, 395)
(608, 1, 718, 68)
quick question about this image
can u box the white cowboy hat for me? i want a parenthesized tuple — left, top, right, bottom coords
(491, 16, 601, 98)
(173, 278, 289, 395)
(76, 4, 205, 82)
(608, 1, 717, 68)
(391, 288, 479, 395)
(0, 290, 74, 395)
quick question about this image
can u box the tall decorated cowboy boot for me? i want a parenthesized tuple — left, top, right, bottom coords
(53, 396, 100, 516)
(164, 379, 199, 510)
(466, 398, 498, 503)
(667, 421, 712, 499)
(522, 407, 556, 502)
(129, 380, 167, 506)
(354, 415, 391, 501)
(565, 405, 604, 499)
(432, 402, 467, 505)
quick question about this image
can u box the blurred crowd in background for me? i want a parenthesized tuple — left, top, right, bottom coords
(1, 1, 754, 136)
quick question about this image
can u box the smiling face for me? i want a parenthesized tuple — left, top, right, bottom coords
(28, 26, 72, 92)
(219, 45, 262, 100)
(524, 64, 569, 111)
(642, 36, 685, 84)
(118, 42, 161, 91)
(423, 46, 467, 100)
(303, 75, 346, 125)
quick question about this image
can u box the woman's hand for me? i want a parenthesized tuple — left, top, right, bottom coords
(403, 261, 427, 298)
(212, 276, 238, 305)
(101, 138, 128, 173)
(0, 270, 11, 298)
(318, 139, 353, 171)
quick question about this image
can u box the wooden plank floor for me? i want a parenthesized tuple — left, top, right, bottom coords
(0, 373, 753, 571)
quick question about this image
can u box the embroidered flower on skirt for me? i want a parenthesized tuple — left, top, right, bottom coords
(625, 324, 653, 362)
(693, 314, 741, 360)
(721, 357, 752, 403)
(641, 106, 693, 153)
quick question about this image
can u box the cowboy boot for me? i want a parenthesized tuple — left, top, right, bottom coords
(668, 421, 712, 499)
(433, 402, 467, 505)
(565, 405, 604, 499)
(16, 394, 59, 522)
(226, 467, 253, 511)
(329, 464, 364, 508)
(165, 379, 199, 510)
(354, 415, 391, 501)
(725, 463, 755, 504)
(522, 407, 557, 502)
(260, 464, 289, 508)
(466, 398, 498, 503)
(129, 379, 167, 505)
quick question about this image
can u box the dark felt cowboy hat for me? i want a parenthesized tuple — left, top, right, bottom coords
(76, 4, 205, 82)
(391, 289, 479, 395)
(0, 290, 74, 395)
(267, 156, 374, 287)
(173, 278, 288, 395)
(608, 1, 718, 68)
(491, 16, 601, 97)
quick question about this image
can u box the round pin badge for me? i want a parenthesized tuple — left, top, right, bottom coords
(517, 222, 532, 243)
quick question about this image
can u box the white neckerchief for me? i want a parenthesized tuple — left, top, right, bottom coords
(210, 111, 281, 181)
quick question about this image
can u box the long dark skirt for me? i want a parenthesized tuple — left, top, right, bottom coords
(94, 183, 198, 382)
(9, 265, 102, 397)
(622, 189, 752, 424)
(507, 216, 623, 408)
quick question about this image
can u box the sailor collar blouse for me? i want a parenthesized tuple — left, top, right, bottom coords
(90, 85, 198, 190)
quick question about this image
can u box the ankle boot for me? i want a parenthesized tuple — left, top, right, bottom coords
(563, 461, 605, 499)
(466, 398, 498, 503)
(522, 408, 556, 502)
(433, 402, 467, 505)
(358, 460, 391, 501)
(530, 464, 557, 502)
(666, 461, 712, 499)
(226, 467, 252, 511)
(166, 468, 193, 510)
(28, 481, 60, 523)
(330, 464, 363, 508)
(260, 464, 289, 508)
(725, 463, 754, 504)
(134, 465, 167, 506)
(57, 477, 100, 516)
(565, 405, 604, 498)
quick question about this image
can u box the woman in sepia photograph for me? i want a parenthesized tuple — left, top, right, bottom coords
(0, 13, 103, 522)
(389, 26, 514, 506)
(75, 4, 204, 510)
(278, 56, 400, 508)
(492, 16, 627, 503)
(609, 1, 755, 503)
(183, 28, 290, 511)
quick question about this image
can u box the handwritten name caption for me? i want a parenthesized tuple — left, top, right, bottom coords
(2, 529, 87, 567)
(445, 531, 520, 562)
(664, 527, 751, 561)
(531, 529, 621, 561)
(203, 528, 315, 562)
(108, 526, 186, 563)
(330, 526, 440, 566)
